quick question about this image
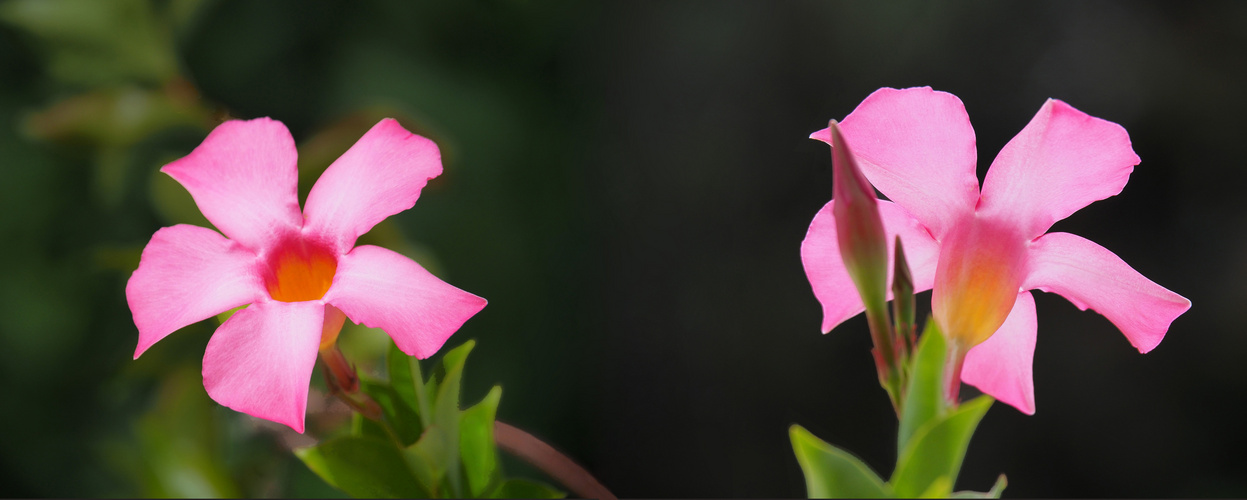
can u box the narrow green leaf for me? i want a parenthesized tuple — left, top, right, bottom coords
(388, 340, 420, 417)
(359, 374, 423, 446)
(409, 354, 433, 429)
(898, 319, 950, 458)
(461, 386, 503, 496)
(790, 424, 892, 498)
(890, 395, 994, 498)
(295, 435, 428, 498)
(951, 474, 1008, 499)
(431, 339, 476, 389)
(488, 478, 566, 499)
(432, 342, 468, 497)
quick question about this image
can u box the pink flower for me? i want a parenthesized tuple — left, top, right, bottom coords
(802, 87, 1190, 414)
(126, 118, 487, 432)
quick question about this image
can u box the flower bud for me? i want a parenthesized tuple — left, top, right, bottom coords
(892, 237, 916, 354)
(829, 120, 889, 309)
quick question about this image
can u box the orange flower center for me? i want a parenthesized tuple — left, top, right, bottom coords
(263, 238, 338, 303)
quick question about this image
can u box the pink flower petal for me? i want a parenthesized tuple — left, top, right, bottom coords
(1025, 232, 1190, 353)
(810, 87, 979, 239)
(202, 300, 323, 433)
(800, 199, 940, 333)
(303, 119, 443, 254)
(161, 118, 303, 252)
(978, 99, 1140, 239)
(962, 291, 1038, 415)
(931, 214, 1030, 348)
(127, 224, 265, 359)
(324, 245, 486, 359)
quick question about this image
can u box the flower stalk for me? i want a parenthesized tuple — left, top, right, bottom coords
(944, 341, 969, 405)
(319, 342, 381, 421)
(494, 421, 619, 500)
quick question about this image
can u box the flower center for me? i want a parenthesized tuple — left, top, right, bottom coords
(263, 237, 338, 303)
(932, 215, 1029, 348)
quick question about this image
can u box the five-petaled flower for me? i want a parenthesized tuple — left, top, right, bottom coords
(802, 87, 1190, 414)
(127, 118, 487, 432)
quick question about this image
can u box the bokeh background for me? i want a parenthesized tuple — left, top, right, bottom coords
(1, 0, 1244, 497)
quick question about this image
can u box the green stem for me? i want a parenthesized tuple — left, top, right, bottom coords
(865, 306, 904, 415)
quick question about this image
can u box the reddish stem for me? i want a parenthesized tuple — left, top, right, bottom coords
(320, 344, 359, 394)
(318, 345, 381, 421)
(494, 421, 618, 500)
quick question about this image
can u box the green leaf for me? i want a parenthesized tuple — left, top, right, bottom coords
(951, 474, 1008, 499)
(295, 435, 428, 498)
(404, 340, 475, 497)
(898, 319, 950, 457)
(790, 424, 892, 498)
(214, 304, 245, 325)
(352, 412, 391, 442)
(431, 339, 475, 390)
(410, 354, 434, 429)
(431, 342, 470, 497)
(388, 340, 423, 424)
(461, 386, 503, 496)
(358, 374, 423, 446)
(890, 396, 994, 498)
(405, 425, 455, 494)
(918, 475, 953, 498)
(489, 478, 566, 499)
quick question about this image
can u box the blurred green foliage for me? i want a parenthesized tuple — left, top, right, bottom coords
(298, 340, 562, 498)
(0, 0, 181, 86)
(0, 0, 587, 496)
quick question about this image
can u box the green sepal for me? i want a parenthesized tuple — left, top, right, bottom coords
(898, 319, 950, 457)
(890, 395, 994, 498)
(295, 435, 429, 498)
(790, 424, 892, 498)
(488, 478, 566, 499)
(461, 385, 503, 496)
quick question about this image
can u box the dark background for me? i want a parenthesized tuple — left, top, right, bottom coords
(1, 0, 1243, 497)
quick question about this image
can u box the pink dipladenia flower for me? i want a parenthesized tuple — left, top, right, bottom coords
(127, 118, 487, 432)
(802, 87, 1190, 414)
